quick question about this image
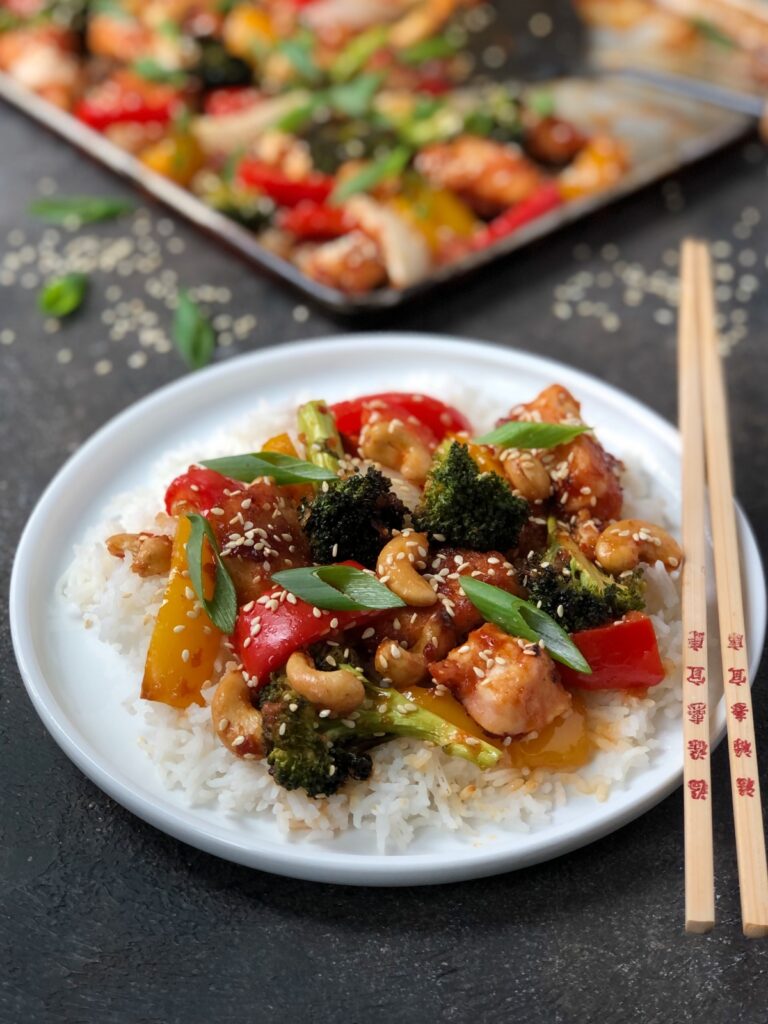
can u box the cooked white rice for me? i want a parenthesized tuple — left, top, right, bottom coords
(61, 385, 683, 853)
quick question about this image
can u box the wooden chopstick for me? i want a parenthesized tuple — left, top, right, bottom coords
(679, 239, 715, 933)
(695, 241, 768, 938)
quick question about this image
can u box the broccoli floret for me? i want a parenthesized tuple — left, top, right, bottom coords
(256, 664, 501, 799)
(296, 399, 407, 567)
(413, 441, 528, 552)
(523, 516, 645, 633)
(257, 676, 372, 798)
(301, 467, 407, 568)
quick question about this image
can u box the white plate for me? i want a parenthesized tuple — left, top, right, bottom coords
(10, 334, 766, 886)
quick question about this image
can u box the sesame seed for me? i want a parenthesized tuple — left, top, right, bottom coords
(181, 649, 190, 663)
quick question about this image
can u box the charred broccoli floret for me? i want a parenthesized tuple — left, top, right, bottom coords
(301, 466, 407, 568)
(297, 399, 407, 568)
(257, 676, 372, 798)
(523, 516, 645, 633)
(413, 441, 528, 551)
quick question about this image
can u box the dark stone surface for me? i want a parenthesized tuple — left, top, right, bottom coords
(2, 100, 768, 1022)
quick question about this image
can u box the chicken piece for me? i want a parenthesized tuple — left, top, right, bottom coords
(547, 435, 623, 522)
(429, 623, 571, 737)
(299, 230, 388, 294)
(505, 383, 623, 522)
(0, 25, 82, 108)
(106, 532, 174, 577)
(87, 11, 151, 62)
(206, 479, 311, 604)
(363, 605, 457, 665)
(359, 548, 522, 687)
(506, 382, 581, 424)
(427, 548, 523, 633)
(416, 136, 542, 216)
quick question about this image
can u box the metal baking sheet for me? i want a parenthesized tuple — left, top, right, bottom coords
(0, 68, 749, 314)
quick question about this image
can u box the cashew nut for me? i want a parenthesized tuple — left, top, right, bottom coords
(375, 639, 429, 687)
(377, 531, 437, 607)
(211, 668, 264, 759)
(360, 418, 432, 484)
(502, 452, 551, 504)
(106, 531, 173, 577)
(595, 518, 683, 575)
(286, 651, 364, 715)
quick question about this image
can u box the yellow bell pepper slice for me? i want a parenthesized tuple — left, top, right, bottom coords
(445, 432, 506, 477)
(139, 132, 204, 187)
(141, 516, 222, 709)
(223, 5, 277, 62)
(262, 431, 314, 503)
(391, 185, 477, 254)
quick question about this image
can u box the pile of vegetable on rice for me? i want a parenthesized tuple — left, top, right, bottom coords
(0, 0, 629, 293)
(103, 384, 684, 799)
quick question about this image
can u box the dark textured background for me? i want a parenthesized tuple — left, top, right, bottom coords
(3, 48, 768, 1024)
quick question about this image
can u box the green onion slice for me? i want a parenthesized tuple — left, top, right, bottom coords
(28, 195, 133, 224)
(185, 513, 237, 635)
(272, 565, 405, 612)
(473, 421, 591, 449)
(330, 146, 412, 204)
(459, 577, 591, 673)
(201, 451, 337, 485)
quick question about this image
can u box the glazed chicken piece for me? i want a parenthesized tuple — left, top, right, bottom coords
(427, 547, 523, 632)
(299, 230, 387, 294)
(416, 136, 542, 216)
(361, 548, 522, 686)
(87, 9, 151, 62)
(0, 24, 82, 108)
(505, 383, 623, 522)
(206, 479, 311, 604)
(429, 623, 571, 737)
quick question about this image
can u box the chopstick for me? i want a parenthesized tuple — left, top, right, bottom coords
(678, 239, 715, 933)
(694, 241, 768, 938)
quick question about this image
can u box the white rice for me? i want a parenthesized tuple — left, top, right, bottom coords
(61, 385, 683, 853)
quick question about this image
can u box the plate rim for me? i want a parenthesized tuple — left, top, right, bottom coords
(10, 332, 767, 885)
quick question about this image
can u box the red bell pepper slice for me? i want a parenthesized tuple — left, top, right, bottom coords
(237, 159, 334, 207)
(204, 87, 261, 117)
(470, 182, 562, 251)
(234, 561, 381, 687)
(330, 392, 471, 449)
(164, 466, 239, 517)
(558, 614, 665, 691)
(278, 200, 354, 240)
(74, 72, 181, 131)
